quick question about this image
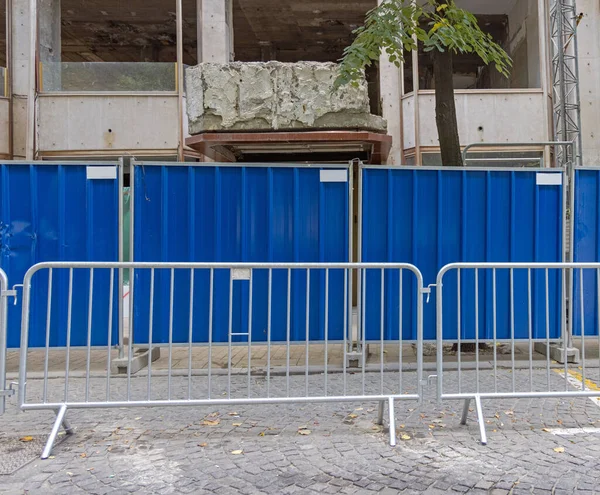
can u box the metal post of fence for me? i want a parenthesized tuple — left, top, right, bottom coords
(0, 270, 8, 415)
(118, 157, 125, 359)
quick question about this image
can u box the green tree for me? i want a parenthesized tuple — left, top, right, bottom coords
(336, 0, 512, 166)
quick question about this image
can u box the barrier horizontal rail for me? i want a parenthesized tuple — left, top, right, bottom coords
(435, 262, 600, 445)
(18, 261, 425, 459)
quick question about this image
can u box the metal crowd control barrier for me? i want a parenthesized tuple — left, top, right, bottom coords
(18, 262, 424, 459)
(435, 262, 600, 445)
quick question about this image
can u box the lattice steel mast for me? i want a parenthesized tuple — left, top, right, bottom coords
(549, 0, 583, 166)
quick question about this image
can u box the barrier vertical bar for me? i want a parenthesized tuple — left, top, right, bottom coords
(168, 269, 175, 400)
(380, 268, 385, 395)
(528, 269, 533, 391)
(64, 269, 73, 402)
(324, 269, 329, 396)
(580, 268, 586, 387)
(247, 269, 253, 398)
(43, 269, 53, 403)
(416, 270, 423, 404)
(147, 269, 155, 400)
(399, 269, 403, 395)
(187, 269, 194, 400)
(208, 269, 214, 400)
(267, 269, 272, 398)
(436, 268, 443, 404)
(106, 269, 114, 401)
(0, 270, 8, 415)
(85, 269, 94, 402)
(286, 268, 291, 397)
(305, 270, 310, 397)
(546, 269, 551, 391)
(492, 269, 498, 393)
(510, 269, 516, 392)
(118, 158, 124, 359)
(457, 269, 462, 394)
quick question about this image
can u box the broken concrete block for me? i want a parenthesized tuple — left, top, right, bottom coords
(185, 61, 387, 134)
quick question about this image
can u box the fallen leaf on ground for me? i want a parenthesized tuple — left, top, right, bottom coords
(231, 450, 243, 455)
(298, 429, 312, 435)
(66, 472, 73, 477)
(201, 420, 221, 426)
(232, 423, 243, 427)
(259, 432, 265, 437)
(208, 412, 219, 418)
(554, 447, 565, 453)
(80, 453, 87, 458)
(348, 414, 358, 419)
(355, 408, 363, 411)
(399, 424, 405, 429)
(228, 412, 239, 416)
(542, 428, 551, 432)
(20, 436, 34, 442)
(400, 434, 411, 441)
(298, 425, 309, 430)
(198, 443, 208, 447)
(505, 410, 514, 416)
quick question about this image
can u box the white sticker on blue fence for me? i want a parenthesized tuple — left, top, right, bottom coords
(536, 173, 562, 186)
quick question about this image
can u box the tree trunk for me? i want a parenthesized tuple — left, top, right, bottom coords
(433, 48, 463, 166)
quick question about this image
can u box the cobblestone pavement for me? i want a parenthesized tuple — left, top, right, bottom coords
(3, 370, 600, 494)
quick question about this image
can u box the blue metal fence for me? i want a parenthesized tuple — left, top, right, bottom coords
(0, 162, 120, 348)
(573, 167, 600, 336)
(132, 163, 351, 345)
(360, 167, 565, 341)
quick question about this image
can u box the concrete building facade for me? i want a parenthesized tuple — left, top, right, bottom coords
(0, 0, 597, 165)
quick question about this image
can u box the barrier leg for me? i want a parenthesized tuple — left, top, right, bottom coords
(41, 405, 71, 459)
(388, 397, 396, 447)
(62, 415, 74, 435)
(376, 400, 385, 425)
(474, 395, 487, 445)
(460, 398, 471, 425)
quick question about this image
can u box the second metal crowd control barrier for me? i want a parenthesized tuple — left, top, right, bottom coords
(434, 262, 600, 444)
(17, 261, 424, 458)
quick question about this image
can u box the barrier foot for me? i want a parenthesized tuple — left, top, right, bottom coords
(376, 400, 385, 426)
(388, 398, 396, 447)
(460, 398, 471, 426)
(41, 405, 70, 460)
(474, 396, 487, 446)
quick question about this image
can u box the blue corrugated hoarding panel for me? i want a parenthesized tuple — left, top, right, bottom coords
(361, 167, 564, 341)
(573, 168, 600, 336)
(132, 164, 350, 345)
(0, 163, 120, 348)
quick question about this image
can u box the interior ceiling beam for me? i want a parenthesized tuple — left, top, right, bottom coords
(237, 0, 303, 44)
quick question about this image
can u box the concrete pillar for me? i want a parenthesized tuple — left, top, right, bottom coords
(197, 0, 234, 63)
(10, 0, 34, 159)
(38, 0, 61, 91)
(378, 1, 402, 165)
(379, 58, 403, 165)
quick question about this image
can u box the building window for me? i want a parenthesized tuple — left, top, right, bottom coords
(1, 0, 6, 97)
(416, 0, 542, 90)
(38, 0, 184, 93)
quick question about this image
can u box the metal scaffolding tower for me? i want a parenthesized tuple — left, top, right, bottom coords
(549, 0, 583, 166)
